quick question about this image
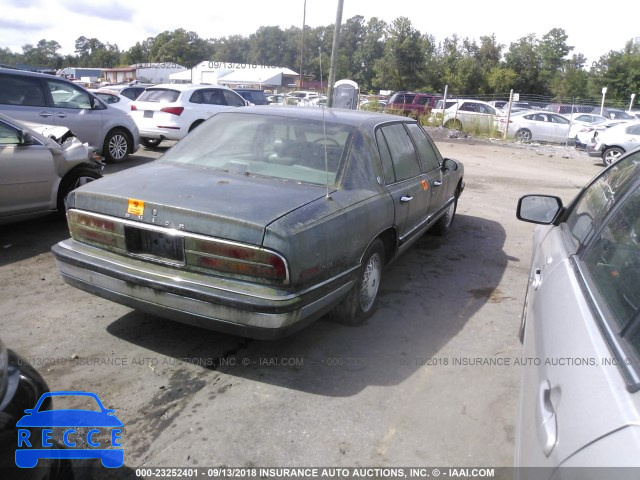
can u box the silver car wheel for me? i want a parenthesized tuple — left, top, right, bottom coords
(603, 147, 624, 166)
(109, 133, 128, 161)
(360, 251, 382, 313)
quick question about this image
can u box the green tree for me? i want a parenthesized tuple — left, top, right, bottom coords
(504, 34, 542, 94)
(211, 35, 250, 63)
(373, 17, 425, 90)
(150, 29, 213, 68)
(538, 28, 573, 93)
(22, 39, 62, 68)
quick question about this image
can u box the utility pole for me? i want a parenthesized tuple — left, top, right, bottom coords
(326, 0, 344, 107)
(298, 0, 306, 89)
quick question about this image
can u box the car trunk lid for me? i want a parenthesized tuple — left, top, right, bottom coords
(68, 161, 329, 245)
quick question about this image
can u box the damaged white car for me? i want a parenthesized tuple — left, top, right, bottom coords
(0, 112, 103, 225)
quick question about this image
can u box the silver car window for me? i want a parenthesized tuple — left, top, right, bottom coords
(564, 151, 640, 252)
(581, 185, 640, 339)
(0, 121, 20, 145)
(45, 80, 91, 109)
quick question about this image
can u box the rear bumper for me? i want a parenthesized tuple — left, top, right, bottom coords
(51, 240, 355, 339)
(587, 143, 603, 157)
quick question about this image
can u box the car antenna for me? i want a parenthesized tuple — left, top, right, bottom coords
(319, 47, 332, 200)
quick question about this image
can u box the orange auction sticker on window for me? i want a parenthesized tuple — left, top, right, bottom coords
(127, 199, 145, 216)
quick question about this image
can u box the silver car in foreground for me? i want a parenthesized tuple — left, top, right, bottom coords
(52, 107, 464, 339)
(515, 148, 640, 473)
(0, 113, 102, 225)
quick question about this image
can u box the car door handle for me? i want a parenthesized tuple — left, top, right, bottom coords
(537, 380, 557, 457)
(433, 180, 443, 186)
(532, 267, 542, 290)
(400, 196, 413, 203)
(39, 111, 52, 117)
(55, 113, 67, 118)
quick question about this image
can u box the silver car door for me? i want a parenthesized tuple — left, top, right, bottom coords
(43, 78, 104, 151)
(518, 165, 640, 468)
(0, 122, 56, 217)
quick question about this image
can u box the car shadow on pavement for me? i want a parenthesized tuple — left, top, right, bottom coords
(0, 215, 70, 267)
(106, 213, 512, 398)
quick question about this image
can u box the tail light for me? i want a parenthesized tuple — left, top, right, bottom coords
(185, 237, 288, 284)
(67, 211, 289, 285)
(67, 210, 125, 251)
(160, 107, 184, 116)
(131, 105, 137, 111)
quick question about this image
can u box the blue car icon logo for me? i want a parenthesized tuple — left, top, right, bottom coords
(15, 391, 124, 468)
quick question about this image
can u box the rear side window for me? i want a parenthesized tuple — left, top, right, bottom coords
(378, 124, 421, 182)
(406, 123, 440, 172)
(0, 74, 46, 107)
(137, 89, 180, 103)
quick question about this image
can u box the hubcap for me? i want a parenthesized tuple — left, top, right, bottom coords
(444, 202, 455, 227)
(360, 252, 382, 312)
(605, 150, 620, 165)
(109, 135, 128, 159)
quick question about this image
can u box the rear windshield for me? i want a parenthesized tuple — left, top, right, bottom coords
(137, 89, 180, 103)
(160, 112, 355, 187)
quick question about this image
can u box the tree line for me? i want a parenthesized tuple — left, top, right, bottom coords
(1, 16, 639, 103)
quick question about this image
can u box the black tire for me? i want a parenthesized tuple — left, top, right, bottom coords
(515, 128, 532, 142)
(57, 167, 101, 213)
(141, 137, 162, 148)
(432, 196, 458, 235)
(603, 147, 624, 166)
(332, 239, 385, 325)
(103, 128, 130, 162)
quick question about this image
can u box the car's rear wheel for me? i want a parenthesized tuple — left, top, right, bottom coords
(603, 147, 624, 166)
(57, 167, 102, 213)
(332, 239, 385, 325)
(141, 138, 162, 148)
(103, 128, 130, 162)
(515, 128, 532, 142)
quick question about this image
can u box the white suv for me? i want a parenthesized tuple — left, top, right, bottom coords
(429, 99, 499, 132)
(131, 84, 248, 147)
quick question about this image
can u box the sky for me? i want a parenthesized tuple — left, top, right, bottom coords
(1, 0, 638, 66)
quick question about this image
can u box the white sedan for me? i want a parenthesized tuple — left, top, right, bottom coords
(499, 111, 571, 143)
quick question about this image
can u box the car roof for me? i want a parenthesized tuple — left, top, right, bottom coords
(220, 105, 416, 128)
(145, 83, 232, 92)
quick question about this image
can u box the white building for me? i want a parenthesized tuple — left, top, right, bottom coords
(169, 61, 298, 89)
(132, 62, 187, 83)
